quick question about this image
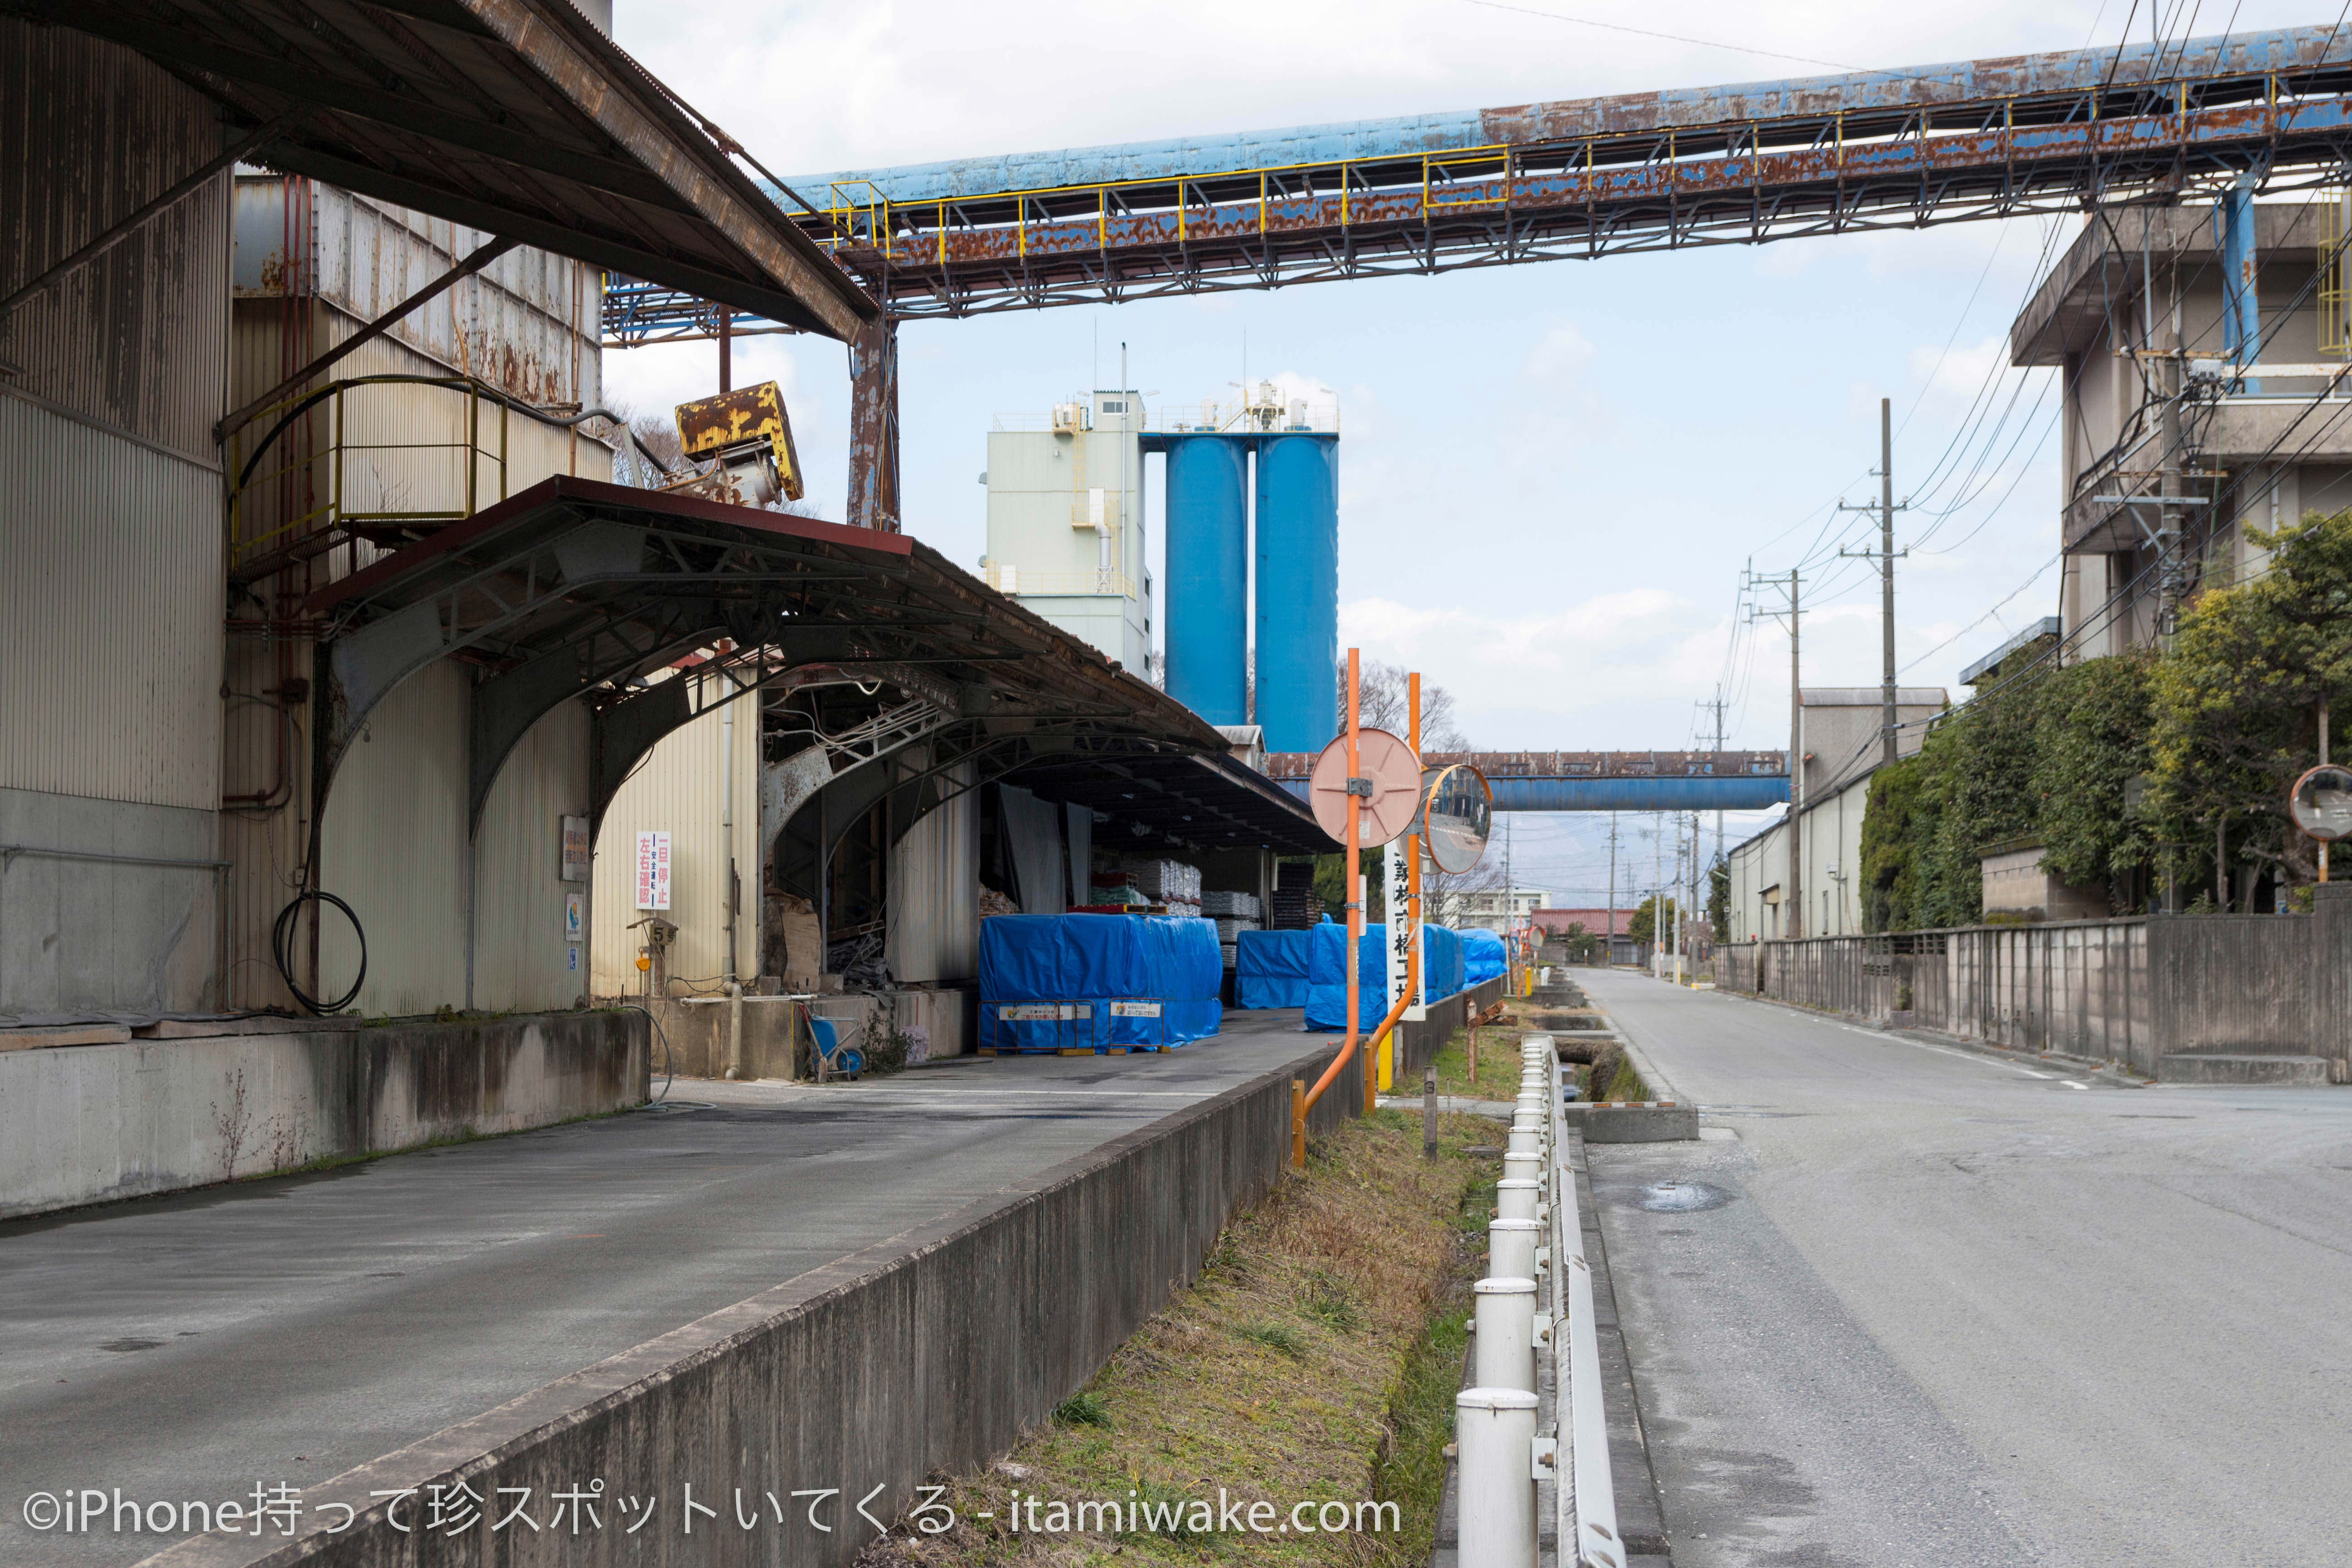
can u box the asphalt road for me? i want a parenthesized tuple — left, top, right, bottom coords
(0, 1013, 1333, 1566)
(1580, 968, 2352, 1568)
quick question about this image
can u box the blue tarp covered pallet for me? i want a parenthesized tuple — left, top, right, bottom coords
(980, 914, 1224, 1053)
(1423, 922, 1465, 1001)
(1304, 920, 1470, 1032)
(1234, 928, 1311, 1009)
(1462, 926, 1506, 985)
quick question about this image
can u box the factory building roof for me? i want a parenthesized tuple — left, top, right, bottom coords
(304, 476, 1336, 853)
(35, 0, 874, 338)
(1960, 618, 2064, 685)
(1798, 688, 1950, 707)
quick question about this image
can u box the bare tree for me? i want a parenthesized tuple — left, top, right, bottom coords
(1423, 849, 1506, 927)
(1338, 659, 1470, 750)
(628, 411, 685, 470)
(603, 398, 828, 519)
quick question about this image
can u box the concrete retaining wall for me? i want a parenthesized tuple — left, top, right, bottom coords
(1715, 886, 2352, 1079)
(649, 987, 980, 1081)
(0, 1010, 648, 1218)
(148, 1037, 1371, 1568)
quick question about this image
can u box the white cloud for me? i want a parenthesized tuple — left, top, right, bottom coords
(1520, 320, 1597, 386)
(1906, 334, 2010, 414)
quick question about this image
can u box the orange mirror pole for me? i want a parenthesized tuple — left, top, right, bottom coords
(1297, 649, 1367, 1168)
(1345, 647, 1366, 1117)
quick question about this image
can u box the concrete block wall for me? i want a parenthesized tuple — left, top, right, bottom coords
(0, 1010, 647, 1217)
(1717, 898, 2352, 1081)
(152, 1037, 1369, 1568)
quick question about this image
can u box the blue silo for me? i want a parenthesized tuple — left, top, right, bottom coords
(1254, 433, 1339, 753)
(1162, 436, 1250, 724)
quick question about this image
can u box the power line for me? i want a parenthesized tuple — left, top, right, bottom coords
(1457, 0, 1860, 71)
(1899, 554, 2063, 676)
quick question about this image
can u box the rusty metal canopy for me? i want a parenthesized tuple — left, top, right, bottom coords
(1014, 751, 1338, 858)
(9, 0, 874, 338)
(298, 476, 1311, 839)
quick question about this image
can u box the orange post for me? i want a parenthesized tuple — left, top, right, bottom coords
(1366, 941, 1419, 1102)
(1296, 649, 1367, 1166)
(1291, 1078, 1306, 1166)
(1345, 648, 1366, 1115)
(1301, 950, 1417, 1156)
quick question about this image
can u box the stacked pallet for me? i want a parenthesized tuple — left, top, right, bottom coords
(1122, 858, 1201, 915)
(1270, 862, 1321, 930)
(1202, 891, 1261, 969)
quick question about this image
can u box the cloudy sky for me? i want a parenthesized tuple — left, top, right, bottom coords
(604, 0, 2327, 904)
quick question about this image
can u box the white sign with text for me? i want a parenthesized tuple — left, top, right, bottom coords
(635, 831, 671, 911)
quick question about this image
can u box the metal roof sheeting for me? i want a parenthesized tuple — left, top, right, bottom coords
(16, 0, 874, 338)
(0, 19, 229, 463)
(1960, 618, 2064, 685)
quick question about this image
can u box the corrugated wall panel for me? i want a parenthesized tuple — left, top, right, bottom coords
(318, 662, 470, 1016)
(0, 20, 227, 461)
(0, 397, 223, 809)
(473, 698, 593, 1012)
(887, 759, 978, 985)
(227, 298, 612, 579)
(233, 176, 603, 412)
(590, 686, 761, 997)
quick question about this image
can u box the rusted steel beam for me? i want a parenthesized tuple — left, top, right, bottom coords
(845, 315, 901, 531)
(452, 0, 875, 340)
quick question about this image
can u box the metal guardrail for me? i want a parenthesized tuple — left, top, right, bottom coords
(1459, 1029, 1621, 1566)
(1549, 1036, 1624, 1568)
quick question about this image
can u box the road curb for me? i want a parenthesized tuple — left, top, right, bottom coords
(1705, 986, 2154, 1087)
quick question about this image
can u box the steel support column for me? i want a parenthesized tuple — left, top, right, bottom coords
(847, 314, 901, 531)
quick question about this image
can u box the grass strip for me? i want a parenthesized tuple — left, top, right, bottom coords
(860, 1110, 1500, 1564)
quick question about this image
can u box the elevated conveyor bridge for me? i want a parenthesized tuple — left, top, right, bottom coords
(606, 25, 2352, 339)
(1266, 750, 1790, 813)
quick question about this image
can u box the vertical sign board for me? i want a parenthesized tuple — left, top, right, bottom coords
(636, 831, 671, 911)
(559, 816, 590, 882)
(565, 891, 584, 942)
(1384, 841, 1425, 1021)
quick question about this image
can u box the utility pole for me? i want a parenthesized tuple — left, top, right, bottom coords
(1879, 397, 1899, 764)
(1696, 690, 1728, 939)
(1789, 574, 1801, 938)
(1839, 398, 1908, 767)
(1503, 816, 1514, 947)
(1652, 812, 1664, 976)
(1605, 810, 1618, 966)
(1667, 817, 1679, 984)
(1671, 814, 1686, 985)
(1687, 812, 1700, 980)
(1746, 565, 1804, 937)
